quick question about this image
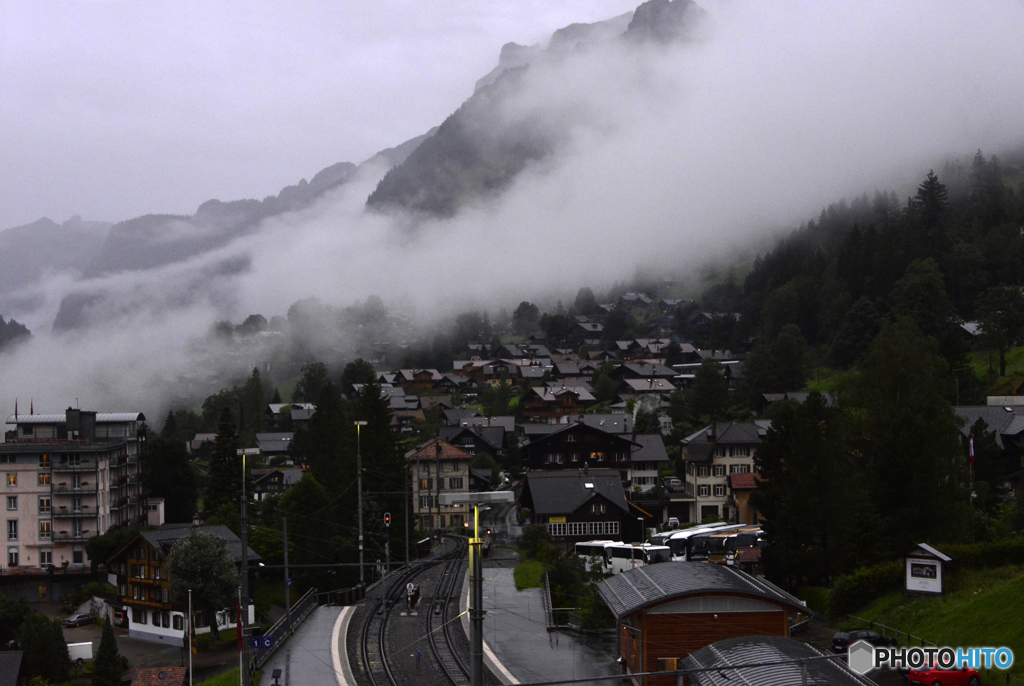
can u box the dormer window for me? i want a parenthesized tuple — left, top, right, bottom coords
(591, 503, 605, 515)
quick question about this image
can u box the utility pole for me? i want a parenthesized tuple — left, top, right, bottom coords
(405, 466, 410, 564)
(355, 421, 368, 584)
(237, 447, 258, 686)
(435, 439, 442, 541)
(283, 516, 291, 635)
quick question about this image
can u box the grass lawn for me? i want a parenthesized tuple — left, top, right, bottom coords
(514, 559, 545, 590)
(838, 566, 1024, 679)
(967, 346, 1024, 394)
(196, 668, 260, 686)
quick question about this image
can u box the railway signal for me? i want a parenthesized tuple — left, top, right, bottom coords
(384, 512, 391, 528)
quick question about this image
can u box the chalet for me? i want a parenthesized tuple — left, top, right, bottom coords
(393, 369, 443, 392)
(630, 434, 670, 492)
(521, 422, 639, 478)
(434, 374, 475, 394)
(521, 388, 596, 423)
(611, 362, 676, 382)
(621, 378, 676, 397)
(264, 403, 315, 430)
(457, 415, 515, 432)
(106, 524, 259, 646)
(519, 469, 629, 549)
(955, 404, 1024, 486)
(597, 563, 808, 686)
(251, 467, 303, 501)
(682, 422, 768, 523)
(255, 432, 293, 459)
(438, 425, 505, 459)
(442, 409, 482, 426)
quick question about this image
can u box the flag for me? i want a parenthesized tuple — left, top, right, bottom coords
(14, 399, 17, 420)
(969, 428, 975, 468)
(237, 599, 243, 653)
(30, 399, 33, 415)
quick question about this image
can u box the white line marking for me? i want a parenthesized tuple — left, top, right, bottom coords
(331, 605, 354, 686)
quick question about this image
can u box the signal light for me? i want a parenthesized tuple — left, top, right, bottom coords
(384, 512, 391, 527)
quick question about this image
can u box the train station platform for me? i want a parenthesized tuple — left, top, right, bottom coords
(462, 567, 619, 686)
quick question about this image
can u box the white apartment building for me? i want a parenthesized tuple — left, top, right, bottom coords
(3, 409, 146, 572)
(406, 438, 474, 531)
(681, 421, 767, 523)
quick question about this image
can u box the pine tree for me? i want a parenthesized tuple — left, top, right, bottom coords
(205, 407, 241, 515)
(91, 620, 122, 686)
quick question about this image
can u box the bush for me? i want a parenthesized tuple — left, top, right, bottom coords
(829, 560, 902, 618)
(940, 537, 1024, 569)
(798, 586, 831, 615)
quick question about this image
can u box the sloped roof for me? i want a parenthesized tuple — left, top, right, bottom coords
(523, 469, 627, 516)
(596, 562, 806, 619)
(954, 404, 1024, 448)
(632, 434, 670, 463)
(0, 652, 25, 686)
(622, 378, 676, 393)
(6, 412, 146, 425)
(443, 409, 482, 423)
(458, 415, 515, 431)
(581, 414, 633, 434)
(683, 637, 873, 686)
(729, 473, 759, 490)
(439, 426, 505, 451)
(524, 422, 640, 451)
(404, 438, 473, 461)
(111, 524, 260, 566)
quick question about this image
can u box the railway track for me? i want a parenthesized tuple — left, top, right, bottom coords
(358, 536, 469, 686)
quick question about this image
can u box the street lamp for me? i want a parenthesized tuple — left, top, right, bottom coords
(439, 491, 515, 686)
(355, 421, 368, 585)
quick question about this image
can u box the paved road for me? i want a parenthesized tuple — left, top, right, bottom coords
(258, 605, 342, 686)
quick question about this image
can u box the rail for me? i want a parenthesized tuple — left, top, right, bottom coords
(252, 587, 318, 670)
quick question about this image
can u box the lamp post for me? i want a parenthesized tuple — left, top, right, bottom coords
(237, 447, 259, 686)
(439, 491, 515, 686)
(355, 421, 368, 585)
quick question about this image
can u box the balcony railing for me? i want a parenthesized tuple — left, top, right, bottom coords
(53, 508, 96, 519)
(53, 531, 91, 542)
(52, 484, 98, 494)
(52, 462, 95, 472)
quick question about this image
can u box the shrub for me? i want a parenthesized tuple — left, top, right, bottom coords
(829, 560, 902, 618)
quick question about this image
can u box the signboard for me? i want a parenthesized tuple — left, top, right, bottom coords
(905, 557, 942, 594)
(250, 636, 274, 650)
(549, 516, 566, 523)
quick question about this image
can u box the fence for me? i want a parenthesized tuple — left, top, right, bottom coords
(252, 587, 319, 670)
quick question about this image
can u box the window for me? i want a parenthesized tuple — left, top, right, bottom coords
(73, 550, 83, 564)
(570, 453, 578, 463)
(566, 434, 576, 443)
(0, 456, 14, 464)
(72, 497, 82, 512)
(132, 585, 139, 600)
(7, 547, 18, 566)
(698, 485, 709, 497)
(152, 613, 163, 628)
(154, 566, 161, 580)
(605, 521, 620, 535)
(591, 503, 606, 515)
(715, 446, 727, 457)
(68, 455, 81, 467)
(418, 496, 434, 509)
(162, 612, 170, 627)
(568, 522, 587, 536)
(729, 464, 751, 474)
(6, 474, 15, 487)
(39, 521, 51, 540)
(6, 496, 16, 511)
(590, 452, 604, 461)
(132, 607, 147, 624)
(7, 520, 17, 541)
(38, 497, 50, 514)
(38, 473, 50, 486)
(449, 477, 463, 490)
(38, 454, 50, 468)
(714, 484, 726, 497)
(547, 522, 567, 536)
(698, 466, 709, 477)
(420, 478, 432, 491)
(713, 465, 725, 477)
(39, 549, 52, 566)
(173, 615, 184, 631)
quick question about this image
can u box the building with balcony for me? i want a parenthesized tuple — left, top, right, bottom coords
(2, 409, 145, 577)
(681, 422, 767, 523)
(406, 439, 474, 532)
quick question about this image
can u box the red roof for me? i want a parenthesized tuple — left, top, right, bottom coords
(405, 438, 473, 461)
(131, 667, 187, 686)
(729, 473, 760, 490)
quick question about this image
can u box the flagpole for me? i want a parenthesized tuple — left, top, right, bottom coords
(238, 586, 243, 686)
(188, 589, 193, 686)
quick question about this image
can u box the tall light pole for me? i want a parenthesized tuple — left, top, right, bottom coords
(355, 421, 368, 585)
(237, 447, 258, 686)
(439, 491, 514, 686)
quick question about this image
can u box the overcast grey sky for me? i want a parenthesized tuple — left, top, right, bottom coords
(0, 0, 639, 229)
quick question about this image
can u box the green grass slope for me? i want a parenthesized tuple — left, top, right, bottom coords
(841, 566, 1024, 678)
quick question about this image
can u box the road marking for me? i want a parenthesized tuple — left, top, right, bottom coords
(464, 574, 520, 684)
(331, 605, 355, 686)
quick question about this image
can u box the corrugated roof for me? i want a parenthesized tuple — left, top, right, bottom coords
(6, 412, 144, 425)
(683, 636, 874, 686)
(596, 562, 806, 619)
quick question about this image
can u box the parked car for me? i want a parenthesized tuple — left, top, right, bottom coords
(907, 664, 980, 686)
(62, 613, 95, 628)
(831, 630, 898, 653)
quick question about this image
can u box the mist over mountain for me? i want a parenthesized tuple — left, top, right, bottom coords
(0, 0, 1023, 420)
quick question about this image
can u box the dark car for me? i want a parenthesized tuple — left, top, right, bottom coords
(831, 630, 898, 653)
(62, 613, 95, 628)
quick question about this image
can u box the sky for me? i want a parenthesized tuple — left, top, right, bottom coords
(1, 0, 1024, 418)
(0, 0, 639, 229)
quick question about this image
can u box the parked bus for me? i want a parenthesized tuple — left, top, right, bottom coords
(687, 525, 752, 562)
(705, 527, 763, 565)
(723, 529, 766, 566)
(573, 540, 620, 573)
(603, 543, 671, 574)
(667, 524, 746, 562)
(649, 521, 730, 547)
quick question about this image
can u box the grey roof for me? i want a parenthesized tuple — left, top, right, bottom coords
(267, 403, 315, 414)
(545, 380, 594, 393)
(443, 409, 483, 423)
(6, 412, 145, 424)
(581, 414, 633, 434)
(458, 415, 515, 431)
(256, 432, 294, 453)
(439, 426, 505, 451)
(954, 404, 1024, 448)
(596, 562, 806, 619)
(682, 421, 771, 461)
(632, 434, 670, 463)
(523, 469, 628, 516)
(0, 652, 24, 686)
(683, 636, 874, 686)
(136, 524, 260, 565)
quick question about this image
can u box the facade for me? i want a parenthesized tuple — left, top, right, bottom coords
(2, 409, 146, 573)
(521, 422, 639, 481)
(106, 524, 258, 646)
(406, 439, 474, 531)
(681, 422, 767, 523)
(597, 563, 807, 686)
(629, 434, 670, 492)
(438, 425, 505, 460)
(518, 469, 630, 548)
